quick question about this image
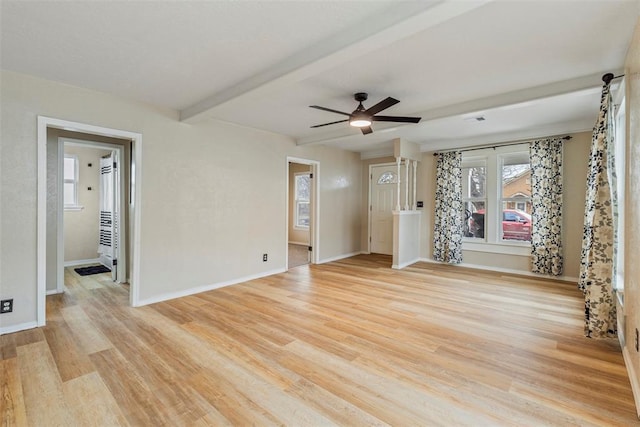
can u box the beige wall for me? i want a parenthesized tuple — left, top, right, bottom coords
(63, 145, 112, 263)
(288, 162, 311, 245)
(0, 70, 361, 329)
(622, 18, 640, 413)
(415, 131, 591, 279)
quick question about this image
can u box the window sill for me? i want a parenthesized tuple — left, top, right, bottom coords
(293, 226, 309, 231)
(462, 240, 531, 256)
(64, 205, 84, 212)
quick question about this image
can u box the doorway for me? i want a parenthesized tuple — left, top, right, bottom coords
(59, 138, 126, 286)
(286, 157, 319, 269)
(37, 116, 142, 327)
(369, 163, 406, 255)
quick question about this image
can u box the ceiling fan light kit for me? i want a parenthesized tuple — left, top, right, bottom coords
(310, 92, 421, 135)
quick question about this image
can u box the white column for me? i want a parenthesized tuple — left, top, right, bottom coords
(412, 160, 418, 210)
(396, 157, 401, 211)
(404, 158, 410, 210)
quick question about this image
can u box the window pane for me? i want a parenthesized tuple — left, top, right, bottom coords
(377, 171, 397, 184)
(64, 182, 75, 205)
(502, 163, 531, 203)
(463, 201, 485, 239)
(296, 201, 310, 227)
(295, 174, 310, 201)
(462, 167, 486, 198)
(501, 201, 531, 241)
(64, 157, 76, 180)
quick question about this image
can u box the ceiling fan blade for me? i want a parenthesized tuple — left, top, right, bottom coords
(309, 105, 351, 116)
(372, 115, 422, 123)
(360, 126, 373, 135)
(310, 119, 349, 128)
(364, 97, 399, 116)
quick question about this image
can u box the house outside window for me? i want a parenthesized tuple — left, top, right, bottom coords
(294, 172, 310, 229)
(462, 161, 487, 240)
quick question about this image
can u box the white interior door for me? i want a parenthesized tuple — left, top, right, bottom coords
(370, 164, 405, 255)
(99, 151, 118, 280)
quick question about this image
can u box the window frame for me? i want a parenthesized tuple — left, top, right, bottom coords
(461, 144, 531, 256)
(63, 154, 82, 210)
(293, 172, 311, 230)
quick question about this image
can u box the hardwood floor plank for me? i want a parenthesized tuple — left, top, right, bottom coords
(42, 319, 95, 382)
(60, 305, 113, 354)
(1, 358, 28, 426)
(16, 341, 77, 426)
(62, 372, 129, 426)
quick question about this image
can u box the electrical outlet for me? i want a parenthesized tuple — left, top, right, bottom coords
(263, 253, 268, 262)
(635, 328, 639, 352)
(1, 299, 13, 313)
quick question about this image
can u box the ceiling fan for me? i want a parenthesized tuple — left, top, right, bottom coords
(309, 92, 421, 135)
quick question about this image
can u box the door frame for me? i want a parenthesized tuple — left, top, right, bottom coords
(368, 162, 397, 255)
(286, 157, 320, 269)
(58, 138, 126, 288)
(37, 116, 143, 327)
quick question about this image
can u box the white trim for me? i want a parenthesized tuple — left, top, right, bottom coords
(392, 258, 421, 270)
(622, 346, 640, 419)
(63, 258, 102, 267)
(136, 268, 286, 306)
(318, 251, 362, 264)
(46, 289, 64, 296)
(37, 117, 143, 324)
(57, 141, 65, 294)
(462, 241, 531, 256)
(418, 258, 579, 283)
(286, 157, 320, 269)
(63, 205, 84, 211)
(0, 321, 39, 336)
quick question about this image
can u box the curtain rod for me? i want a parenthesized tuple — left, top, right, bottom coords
(433, 135, 572, 156)
(603, 73, 625, 84)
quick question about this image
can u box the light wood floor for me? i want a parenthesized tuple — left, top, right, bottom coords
(1, 255, 637, 426)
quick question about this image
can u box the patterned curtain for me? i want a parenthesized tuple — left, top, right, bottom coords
(529, 138, 564, 275)
(433, 151, 463, 264)
(579, 81, 617, 338)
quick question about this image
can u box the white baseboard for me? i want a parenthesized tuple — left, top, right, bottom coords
(418, 258, 579, 283)
(288, 241, 309, 246)
(623, 346, 640, 419)
(46, 289, 64, 295)
(64, 258, 101, 267)
(135, 267, 287, 307)
(392, 258, 421, 270)
(318, 251, 363, 264)
(0, 321, 38, 336)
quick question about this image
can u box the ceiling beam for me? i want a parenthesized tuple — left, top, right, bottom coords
(180, 0, 494, 123)
(295, 71, 618, 146)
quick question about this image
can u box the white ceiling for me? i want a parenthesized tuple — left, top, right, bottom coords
(2, 1, 639, 155)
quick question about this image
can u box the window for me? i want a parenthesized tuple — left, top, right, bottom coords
(377, 171, 398, 184)
(462, 144, 531, 252)
(63, 154, 80, 209)
(462, 160, 486, 239)
(500, 153, 531, 242)
(294, 172, 310, 229)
